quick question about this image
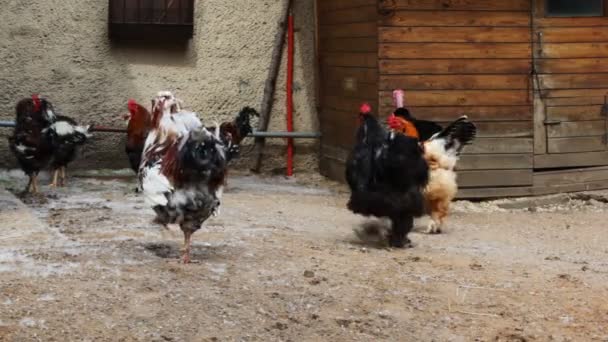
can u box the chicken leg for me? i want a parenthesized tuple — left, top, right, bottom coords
(426, 199, 449, 234)
(181, 230, 193, 264)
(49, 169, 60, 188)
(28, 173, 39, 193)
(60, 167, 67, 187)
(26, 175, 34, 193)
(389, 214, 414, 248)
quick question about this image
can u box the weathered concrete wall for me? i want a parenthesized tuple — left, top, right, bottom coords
(0, 0, 318, 173)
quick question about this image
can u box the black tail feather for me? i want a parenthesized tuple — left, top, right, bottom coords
(435, 116, 477, 154)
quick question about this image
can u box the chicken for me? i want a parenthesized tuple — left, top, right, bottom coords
(8, 95, 56, 193)
(139, 91, 228, 263)
(346, 103, 429, 248)
(210, 106, 259, 162)
(203, 106, 259, 215)
(46, 115, 92, 187)
(124, 99, 152, 173)
(389, 89, 443, 141)
(389, 115, 476, 234)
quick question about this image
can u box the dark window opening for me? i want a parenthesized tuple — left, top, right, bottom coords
(546, 0, 604, 17)
(109, 0, 194, 40)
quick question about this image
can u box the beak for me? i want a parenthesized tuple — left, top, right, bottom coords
(123, 113, 131, 121)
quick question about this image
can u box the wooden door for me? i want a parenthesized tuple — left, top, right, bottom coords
(533, 0, 608, 168)
(315, 0, 380, 181)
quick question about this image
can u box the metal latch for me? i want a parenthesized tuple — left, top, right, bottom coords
(543, 120, 561, 126)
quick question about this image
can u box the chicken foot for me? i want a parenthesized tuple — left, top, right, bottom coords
(426, 200, 449, 234)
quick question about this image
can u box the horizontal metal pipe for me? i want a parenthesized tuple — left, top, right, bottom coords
(250, 131, 321, 139)
(90, 126, 127, 133)
(0, 120, 321, 139)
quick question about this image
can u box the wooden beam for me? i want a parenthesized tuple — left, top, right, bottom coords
(252, 0, 293, 173)
(381, 10, 530, 27)
(535, 151, 608, 169)
(457, 170, 533, 187)
(534, 166, 608, 187)
(380, 59, 531, 75)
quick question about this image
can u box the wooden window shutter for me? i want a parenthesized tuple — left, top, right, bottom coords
(109, 0, 195, 40)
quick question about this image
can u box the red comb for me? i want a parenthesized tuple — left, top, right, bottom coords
(360, 103, 372, 114)
(31, 94, 41, 112)
(387, 113, 401, 129)
(127, 99, 138, 111)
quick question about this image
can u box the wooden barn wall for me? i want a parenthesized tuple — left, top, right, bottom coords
(533, 0, 608, 170)
(317, 0, 379, 181)
(378, 0, 535, 188)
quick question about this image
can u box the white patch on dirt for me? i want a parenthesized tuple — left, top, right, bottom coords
(19, 317, 46, 328)
(0, 250, 79, 277)
(72, 169, 135, 177)
(37, 293, 56, 301)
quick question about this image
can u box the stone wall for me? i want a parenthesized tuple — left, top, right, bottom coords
(0, 0, 318, 173)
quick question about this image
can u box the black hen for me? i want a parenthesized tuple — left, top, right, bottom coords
(346, 104, 429, 248)
(8, 95, 56, 193)
(392, 89, 443, 141)
(47, 115, 91, 187)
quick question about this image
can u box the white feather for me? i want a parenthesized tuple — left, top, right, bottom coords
(15, 144, 31, 153)
(52, 121, 75, 136)
(141, 163, 174, 207)
(156, 90, 174, 98)
(173, 111, 202, 134)
(45, 109, 56, 121)
(213, 122, 220, 139)
(424, 138, 458, 171)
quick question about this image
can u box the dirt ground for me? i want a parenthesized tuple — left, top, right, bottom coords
(0, 170, 607, 342)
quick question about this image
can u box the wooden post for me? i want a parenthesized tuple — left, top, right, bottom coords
(286, 13, 295, 177)
(252, 0, 293, 173)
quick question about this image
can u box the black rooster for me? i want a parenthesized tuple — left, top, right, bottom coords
(8, 95, 56, 193)
(346, 103, 429, 248)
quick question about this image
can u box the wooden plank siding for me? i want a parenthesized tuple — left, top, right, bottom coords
(533, 0, 608, 157)
(316, 0, 608, 196)
(317, 0, 379, 181)
(377, 0, 534, 187)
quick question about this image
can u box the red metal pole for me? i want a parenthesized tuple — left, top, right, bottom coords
(286, 13, 294, 177)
